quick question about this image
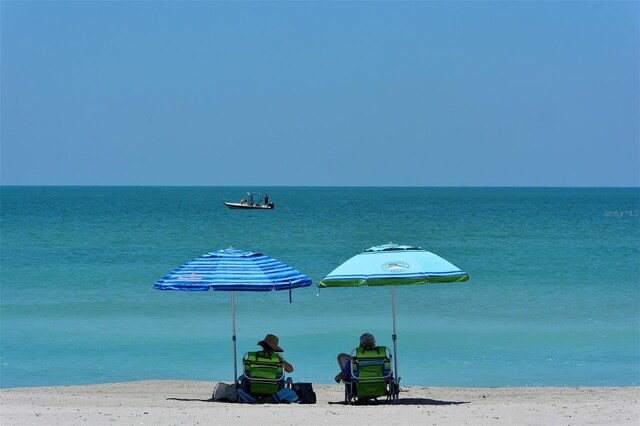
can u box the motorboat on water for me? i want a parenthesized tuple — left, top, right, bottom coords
(224, 192, 274, 209)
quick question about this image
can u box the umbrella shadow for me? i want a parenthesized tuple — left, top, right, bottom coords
(328, 396, 469, 406)
(326, 385, 469, 406)
(166, 394, 469, 406)
(166, 397, 215, 403)
(168, 397, 468, 406)
(397, 397, 468, 406)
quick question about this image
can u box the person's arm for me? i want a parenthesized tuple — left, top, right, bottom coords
(279, 355, 294, 373)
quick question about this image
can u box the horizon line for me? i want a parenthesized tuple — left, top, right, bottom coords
(1, 184, 639, 189)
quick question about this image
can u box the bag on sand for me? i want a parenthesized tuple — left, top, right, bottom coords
(213, 382, 238, 402)
(236, 388, 257, 403)
(292, 382, 316, 404)
(271, 387, 299, 403)
(236, 386, 297, 404)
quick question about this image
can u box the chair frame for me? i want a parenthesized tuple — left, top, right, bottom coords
(344, 346, 399, 405)
(241, 351, 286, 396)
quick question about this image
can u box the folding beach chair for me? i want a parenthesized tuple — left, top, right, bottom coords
(344, 346, 399, 405)
(239, 351, 286, 398)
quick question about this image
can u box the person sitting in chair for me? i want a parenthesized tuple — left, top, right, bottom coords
(334, 332, 376, 382)
(258, 333, 294, 373)
(237, 333, 295, 402)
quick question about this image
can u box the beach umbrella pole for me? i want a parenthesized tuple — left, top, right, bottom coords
(231, 291, 238, 384)
(391, 286, 399, 386)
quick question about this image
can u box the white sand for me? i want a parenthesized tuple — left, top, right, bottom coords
(1, 380, 638, 425)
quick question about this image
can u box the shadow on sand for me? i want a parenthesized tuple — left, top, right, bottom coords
(328, 397, 468, 406)
(166, 397, 215, 403)
(396, 397, 468, 406)
(166, 396, 469, 406)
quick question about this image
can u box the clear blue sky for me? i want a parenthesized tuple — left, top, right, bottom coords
(1, 1, 638, 186)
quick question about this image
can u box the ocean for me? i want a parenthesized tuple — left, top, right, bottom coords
(1, 186, 638, 388)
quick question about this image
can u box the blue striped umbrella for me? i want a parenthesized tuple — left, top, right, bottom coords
(318, 243, 469, 395)
(154, 248, 312, 382)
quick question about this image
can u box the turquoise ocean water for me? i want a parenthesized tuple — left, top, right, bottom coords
(1, 187, 639, 388)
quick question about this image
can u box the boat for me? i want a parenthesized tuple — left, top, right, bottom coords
(224, 192, 274, 209)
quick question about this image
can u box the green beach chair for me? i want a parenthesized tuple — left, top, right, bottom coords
(344, 346, 398, 404)
(240, 351, 285, 396)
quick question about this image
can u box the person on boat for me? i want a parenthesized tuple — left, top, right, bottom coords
(334, 332, 376, 382)
(264, 194, 269, 205)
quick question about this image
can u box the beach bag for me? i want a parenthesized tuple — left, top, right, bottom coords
(237, 386, 298, 404)
(292, 382, 316, 404)
(236, 388, 257, 404)
(212, 382, 238, 402)
(272, 387, 299, 403)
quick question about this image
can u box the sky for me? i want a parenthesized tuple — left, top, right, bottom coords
(1, 1, 638, 187)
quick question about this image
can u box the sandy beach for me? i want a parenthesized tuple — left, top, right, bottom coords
(1, 381, 638, 425)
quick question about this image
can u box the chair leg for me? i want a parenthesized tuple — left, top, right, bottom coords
(345, 383, 354, 405)
(391, 380, 399, 404)
(344, 384, 349, 405)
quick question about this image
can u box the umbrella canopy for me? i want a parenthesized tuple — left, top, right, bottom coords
(318, 243, 469, 395)
(317, 243, 469, 287)
(154, 248, 312, 382)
